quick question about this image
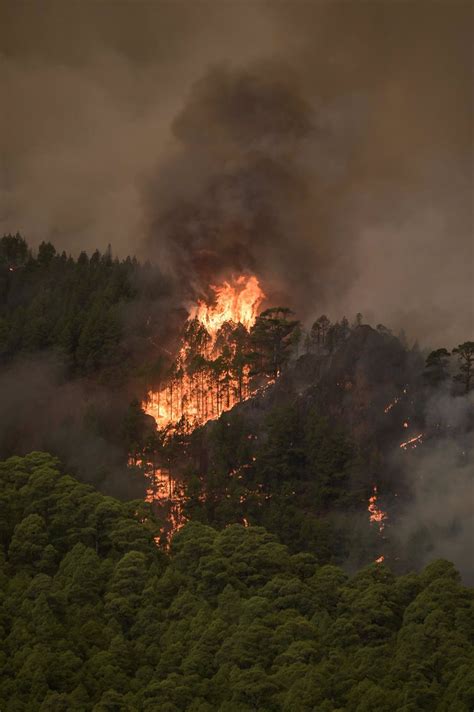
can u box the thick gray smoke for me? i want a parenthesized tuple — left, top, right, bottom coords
(393, 389, 474, 583)
(144, 62, 338, 311)
(1, 1, 472, 345)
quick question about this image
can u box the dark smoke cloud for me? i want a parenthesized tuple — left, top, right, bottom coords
(1, 1, 472, 346)
(144, 62, 337, 309)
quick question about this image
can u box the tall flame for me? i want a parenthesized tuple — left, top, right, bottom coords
(144, 274, 265, 431)
(139, 275, 265, 545)
(190, 275, 264, 336)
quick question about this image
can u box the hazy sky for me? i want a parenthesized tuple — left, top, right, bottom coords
(1, 1, 472, 346)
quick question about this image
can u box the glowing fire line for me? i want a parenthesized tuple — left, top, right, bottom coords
(399, 433, 423, 450)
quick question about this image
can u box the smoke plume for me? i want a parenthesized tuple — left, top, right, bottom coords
(1, 1, 472, 345)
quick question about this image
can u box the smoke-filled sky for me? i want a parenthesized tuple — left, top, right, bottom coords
(1, 1, 472, 346)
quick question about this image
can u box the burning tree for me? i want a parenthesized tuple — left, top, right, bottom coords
(137, 277, 302, 534)
(143, 274, 269, 431)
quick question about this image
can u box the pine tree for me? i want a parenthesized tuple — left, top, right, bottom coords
(453, 341, 474, 392)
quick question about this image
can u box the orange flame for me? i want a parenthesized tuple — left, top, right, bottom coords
(399, 433, 423, 450)
(129, 457, 187, 542)
(144, 274, 265, 431)
(368, 485, 387, 532)
(191, 275, 264, 336)
(134, 275, 267, 546)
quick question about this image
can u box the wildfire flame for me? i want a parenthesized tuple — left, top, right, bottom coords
(190, 275, 264, 337)
(368, 485, 387, 532)
(369, 485, 387, 564)
(129, 457, 187, 542)
(135, 274, 267, 547)
(144, 274, 266, 431)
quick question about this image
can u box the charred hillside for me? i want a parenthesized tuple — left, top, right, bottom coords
(232, 324, 424, 444)
(149, 325, 473, 577)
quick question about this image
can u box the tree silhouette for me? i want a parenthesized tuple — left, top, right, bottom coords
(453, 341, 474, 392)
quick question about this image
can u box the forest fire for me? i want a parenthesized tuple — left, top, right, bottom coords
(144, 274, 266, 431)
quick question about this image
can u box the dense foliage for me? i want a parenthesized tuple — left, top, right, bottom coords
(1, 453, 473, 711)
(1, 237, 472, 710)
(174, 403, 377, 568)
(148, 325, 473, 571)
(0, 233, 168, 384)
(0, 233, 169, 493)
(1, 234, 471, 563)
(1, 234, 471, 395)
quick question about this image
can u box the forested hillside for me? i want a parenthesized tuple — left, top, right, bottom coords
(1, 234, 473, 578)
(2, 2, 472, 709)
(0, 233, 177, 383)
(137, 324, 473, 575)
(1, 453, 473, 711)
(0, 234, 171, 495)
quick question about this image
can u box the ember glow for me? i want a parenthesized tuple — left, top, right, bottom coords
(399, 433, 424, 450)
(368, 485, 387, 532)
(144, 274, 266, 431)
(129, 457, 187, 540)
(383, 388, 407, 413)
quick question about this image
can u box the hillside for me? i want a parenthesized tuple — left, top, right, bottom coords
(150, 325, 472, 577)
(1, 237, 472, 579)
